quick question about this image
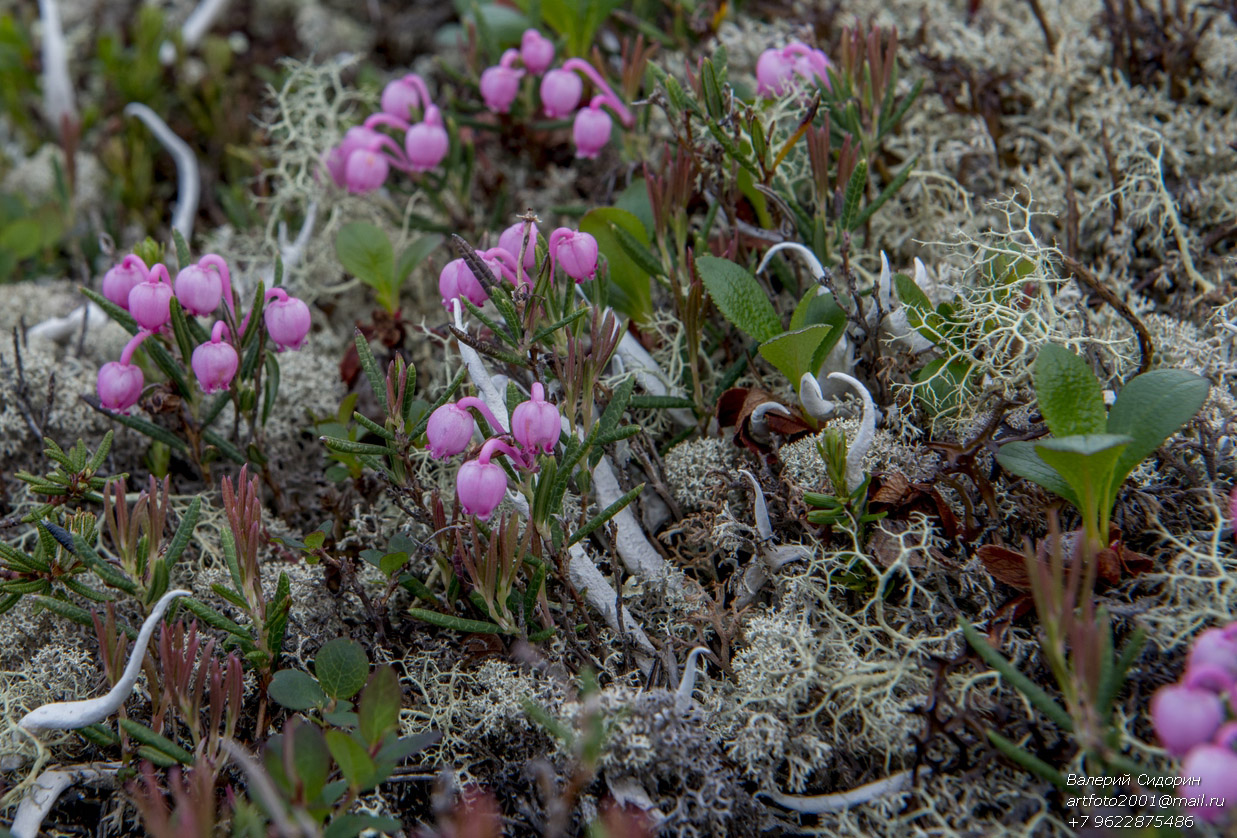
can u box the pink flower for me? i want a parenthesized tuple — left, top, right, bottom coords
(381, 74, 423, 121)
(264, 288, 311, 351)
(174, 264, 222, 317)
(756, 42, 831, 97)
(439, 258, 488, 309)
(456, 458, 508, 520)
(324, 127, 384, 188)
(344, 149, 390, 193)
(102, 255, 149, 311)
(97, 330, 153, 413)
(1189, 628, 1237, 681)
(191, 321, 239, 394)
(549, 227, 599, 283)
(1181, 745, 1237, 824)
(498, 222, 539, 274)
(1151, 675, 1226, 757)
(405, 107, 449, 172)
(425, 397, 503, 459)
(572, 98, 613, 159)
(480, 50, 524, 114)
(128, 263, 174, 331)
(520, 29, 555, 74)
(539, 68, 583, 118)
(511, 382, 560, 455)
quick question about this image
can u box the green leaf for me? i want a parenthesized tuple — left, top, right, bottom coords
(83, 399, 189, 453)
(758, 324, 834, 389)
(314, 638, 370, 701)
(336, 222, 396, 311)
(789, 288, 847, 332)
(840, 160, 868, 232)
(354, 328, 388, 416)
(1106, 368, 1209, 497)
(291, 721, 331, 803)
(566, 483, 644, 547)
(396, 234, 445, 284)
(994, 441, 1078, 507)
(119, 718, 193, 765)
(579, 207, 654, 326)
(850, 156, 917, 231)
(324, 816, 403, 838)
(357, 666, 401, 747)
(987, 730, 1068, 791)
(325, 729, 377, 790)
(1034, 345, 1107, 438)
(268, 669, 328, 711)
(408, 607, 507, 634)
(959, 619, 1073, 732)
(696, 255, 782, 343)
(1034, 433, 1131, 515)
(162, 497, 200, 568)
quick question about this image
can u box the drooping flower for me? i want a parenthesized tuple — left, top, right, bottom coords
(102, 255, 149, 311)
(520, 29, 555, 75)
(405, 106, 449, 172)
(511, 383, 560, 455)
(263, 289, 311, 351)
(539, 68, 583, 118)
(480, 50, 524, 115)
(498, 221, 539, 274)
(380, 74, 424, 121)
(756, 42, 831, 97)
(573, 97, 613, 159)
(174, 264, 221, 317)
(1181, 743, 1237, 824)
(426, 397, 505, 459)
(128, 263, 174, 331)
(1151, 673, 1227, 757)
(96, 330, 153, 413)
(549, 227, 599, 283)
(456, 438, 527, 520)
(1189, 628, 1237, 681)
(439, 259, 488, 310)
(191, 321, 239, 394)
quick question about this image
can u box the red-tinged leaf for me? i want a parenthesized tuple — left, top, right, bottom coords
(976, 544, 1033, 591)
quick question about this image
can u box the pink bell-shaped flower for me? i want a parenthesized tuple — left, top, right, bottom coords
(1181, 743, 1237, 824)
(549, 227, 599, 283)
(128, 263, 174, 331)
(511, 383, 560, 455)
(264, 289, 311, 351)
(1151, 671, 1227, 757)
(498, 221, 539, 273)
(97, 330, 153, 413)
(540, 68, 583, 118)
(480, 51, 524, 114)
(1189, 628, 1237, 680)
(405, 107, 449, 172)
(344, 148, 390, 193)
(381, 74, 423, 121)
(427, 397, 505, 459)
(456, 438, 526, 520)
(174, 264, 222, 316)
(573, 98, 613, 159)
(520, 29, 555, 74)
(102, 255, 149, 310)
(755, 47, 796, 97)
(439, 258, 488, 309)
(191, 321, 239, 394)
(324, 127, 383, 188)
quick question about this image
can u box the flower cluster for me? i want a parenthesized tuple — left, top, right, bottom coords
(324, 73, 449, 194)
(755, 42, 831, 97)
(437, 222, 599, 309)
(426, 383, 560, 520)
(96, 253, 311, 413)
(479, 29, 634, 159)
(1150, 623, 1237, 823)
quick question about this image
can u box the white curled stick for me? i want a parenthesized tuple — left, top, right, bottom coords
(159, 0, 231, 65)
(762, 769, 916, 813)
(11, 764, 117, 838)
(38, 0, 76, 134)
(827, 372, 876, 493)
(124, 103, 200, 240)
(19, 589, 191, 731)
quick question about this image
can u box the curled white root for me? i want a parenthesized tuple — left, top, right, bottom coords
(762, 769, 916, 813)
(37, 0, 76, 134)
(827, 372, 876, 492)
(124, 104, 200, 240)
(11, 764, 117, 838)
(159, 0, 231, 65)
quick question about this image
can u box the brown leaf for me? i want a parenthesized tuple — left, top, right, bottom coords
(716, 388, 813, 454)
(976, 544, 1032, 591)
(870, 471, 911, 505)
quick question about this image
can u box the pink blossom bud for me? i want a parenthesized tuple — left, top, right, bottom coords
(264, 289, 311, 351)
(498, 222, 539, 273)
(1190, 628, 1237, 680)
(550, 227, 599, 283)
(456, 458, 508, 520)
(573, 100, 612, 159)
(405, 107, 449, 172)
(128, 264, 174, 331)
(480, 61, 524, 114)
(174, 264, 222, 316)
(324, 127, 383, 188)
(793, 47, 831, 89)
(1181, 745, 1237, 823)
(426, 403, 476, 459)
(97, 361, 144, 413)
(511, 383, 560, 455)
(540, 68, 582, 118)
(1151, 678, 1226, 756)
(520, 29, 555, 74)
(438, 258, 488, 309)
(344, 148, 390, 193)
(755, 47, 796, 97)
(191, 321, 239, 394)
(381, 75, 422, 121)
(102, 255, 149, 310)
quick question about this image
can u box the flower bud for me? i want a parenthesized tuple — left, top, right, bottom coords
(426, 403, 476, 459)
(438, 258, 488, 309)
(97, 361, 144, 413)
(539, 68, 582, 118)
(551, 228, 599, 283)
(174, 264, 223, 316)
(405, 108, 449, 172)
(511, 383, 560, 455)
(1151, 679, 1226, 757)
(498, 222, 539, 273)
(456, 458, 508, 520)
(102, 255, 149, 310)
(381, 75, 422, 121)
(1181, 744, 1237, 823)
(573, 102, 612, 159)
(1189, 628, 1237, 680)
(128, 264, 174, 331)
(755, 48, 796, 97)
(192, 322, 239, 394)
(480, 63, 523, 114)
(520, 29, 555, 74)
(264, 290, 311, 351)
(344, 148, 390, 194)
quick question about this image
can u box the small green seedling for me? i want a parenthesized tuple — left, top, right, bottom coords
(334, 222, 442, 314)
(996, 344, 1209, 554)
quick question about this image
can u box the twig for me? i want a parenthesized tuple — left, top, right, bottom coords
(124, 104, 200, 239)
(1062, 255, 1154, 376)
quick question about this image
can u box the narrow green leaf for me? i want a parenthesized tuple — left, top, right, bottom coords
(321, 437, 392, 457)
(960, 619, 1074, 732)
(162, 497, 200, 569)
(408, 607, 507, 634)
(73, 534, 139, 595)
(628, 395, 696, 410)
(530, 307, 589, 345)
(354, 330, 388, 415)
(172, 229, 192, 270)
(82, 398, 188, 452)
(840, 159, 868, 232)
(986, 730, 1068, 791)
(119, 718, 193, 765)
(850, 156, 917, 230)
(566, 483, 644, 547)
(202, 429, 246, 464)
